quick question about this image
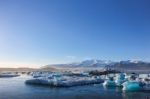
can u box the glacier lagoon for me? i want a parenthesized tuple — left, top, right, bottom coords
(0, 75, 150, 99)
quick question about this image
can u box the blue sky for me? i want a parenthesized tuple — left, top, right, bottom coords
(0, 0, 150, 67)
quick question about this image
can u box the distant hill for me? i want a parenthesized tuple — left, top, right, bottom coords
(0, 68, 37, 72)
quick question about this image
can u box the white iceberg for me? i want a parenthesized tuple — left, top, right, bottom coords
(25, 76, 104, 87)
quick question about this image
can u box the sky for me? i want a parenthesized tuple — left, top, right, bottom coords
(0, 0, 150, 68)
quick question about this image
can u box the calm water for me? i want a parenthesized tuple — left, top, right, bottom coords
(0, 75, 150, 99)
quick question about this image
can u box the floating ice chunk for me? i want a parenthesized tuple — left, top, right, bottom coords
(122, 81, 142, 91)
(103, 77, 116, 87)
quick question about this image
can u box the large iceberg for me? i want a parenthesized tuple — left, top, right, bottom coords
(25, 75, 104, 87)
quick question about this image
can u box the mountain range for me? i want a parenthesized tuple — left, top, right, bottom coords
(41, 60, 150, 73)
(42, 59, 150, 68)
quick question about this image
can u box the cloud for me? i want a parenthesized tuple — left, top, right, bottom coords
(66, 55, 76, 59)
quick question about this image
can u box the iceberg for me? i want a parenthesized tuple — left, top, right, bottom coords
(115, 73, 126, 86)
(122, 81, 142, 91)
(25, 76, 104, 87)
(103, 77, 116, 87)
(0, 73, 19, 78)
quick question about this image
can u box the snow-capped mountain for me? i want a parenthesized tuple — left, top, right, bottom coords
(41, 59, 150, 69)
(42, 59, 116, 68)
(41, 59, 150, 73)
(76, 60, 115, 67)
(120, 60, 145, 64)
